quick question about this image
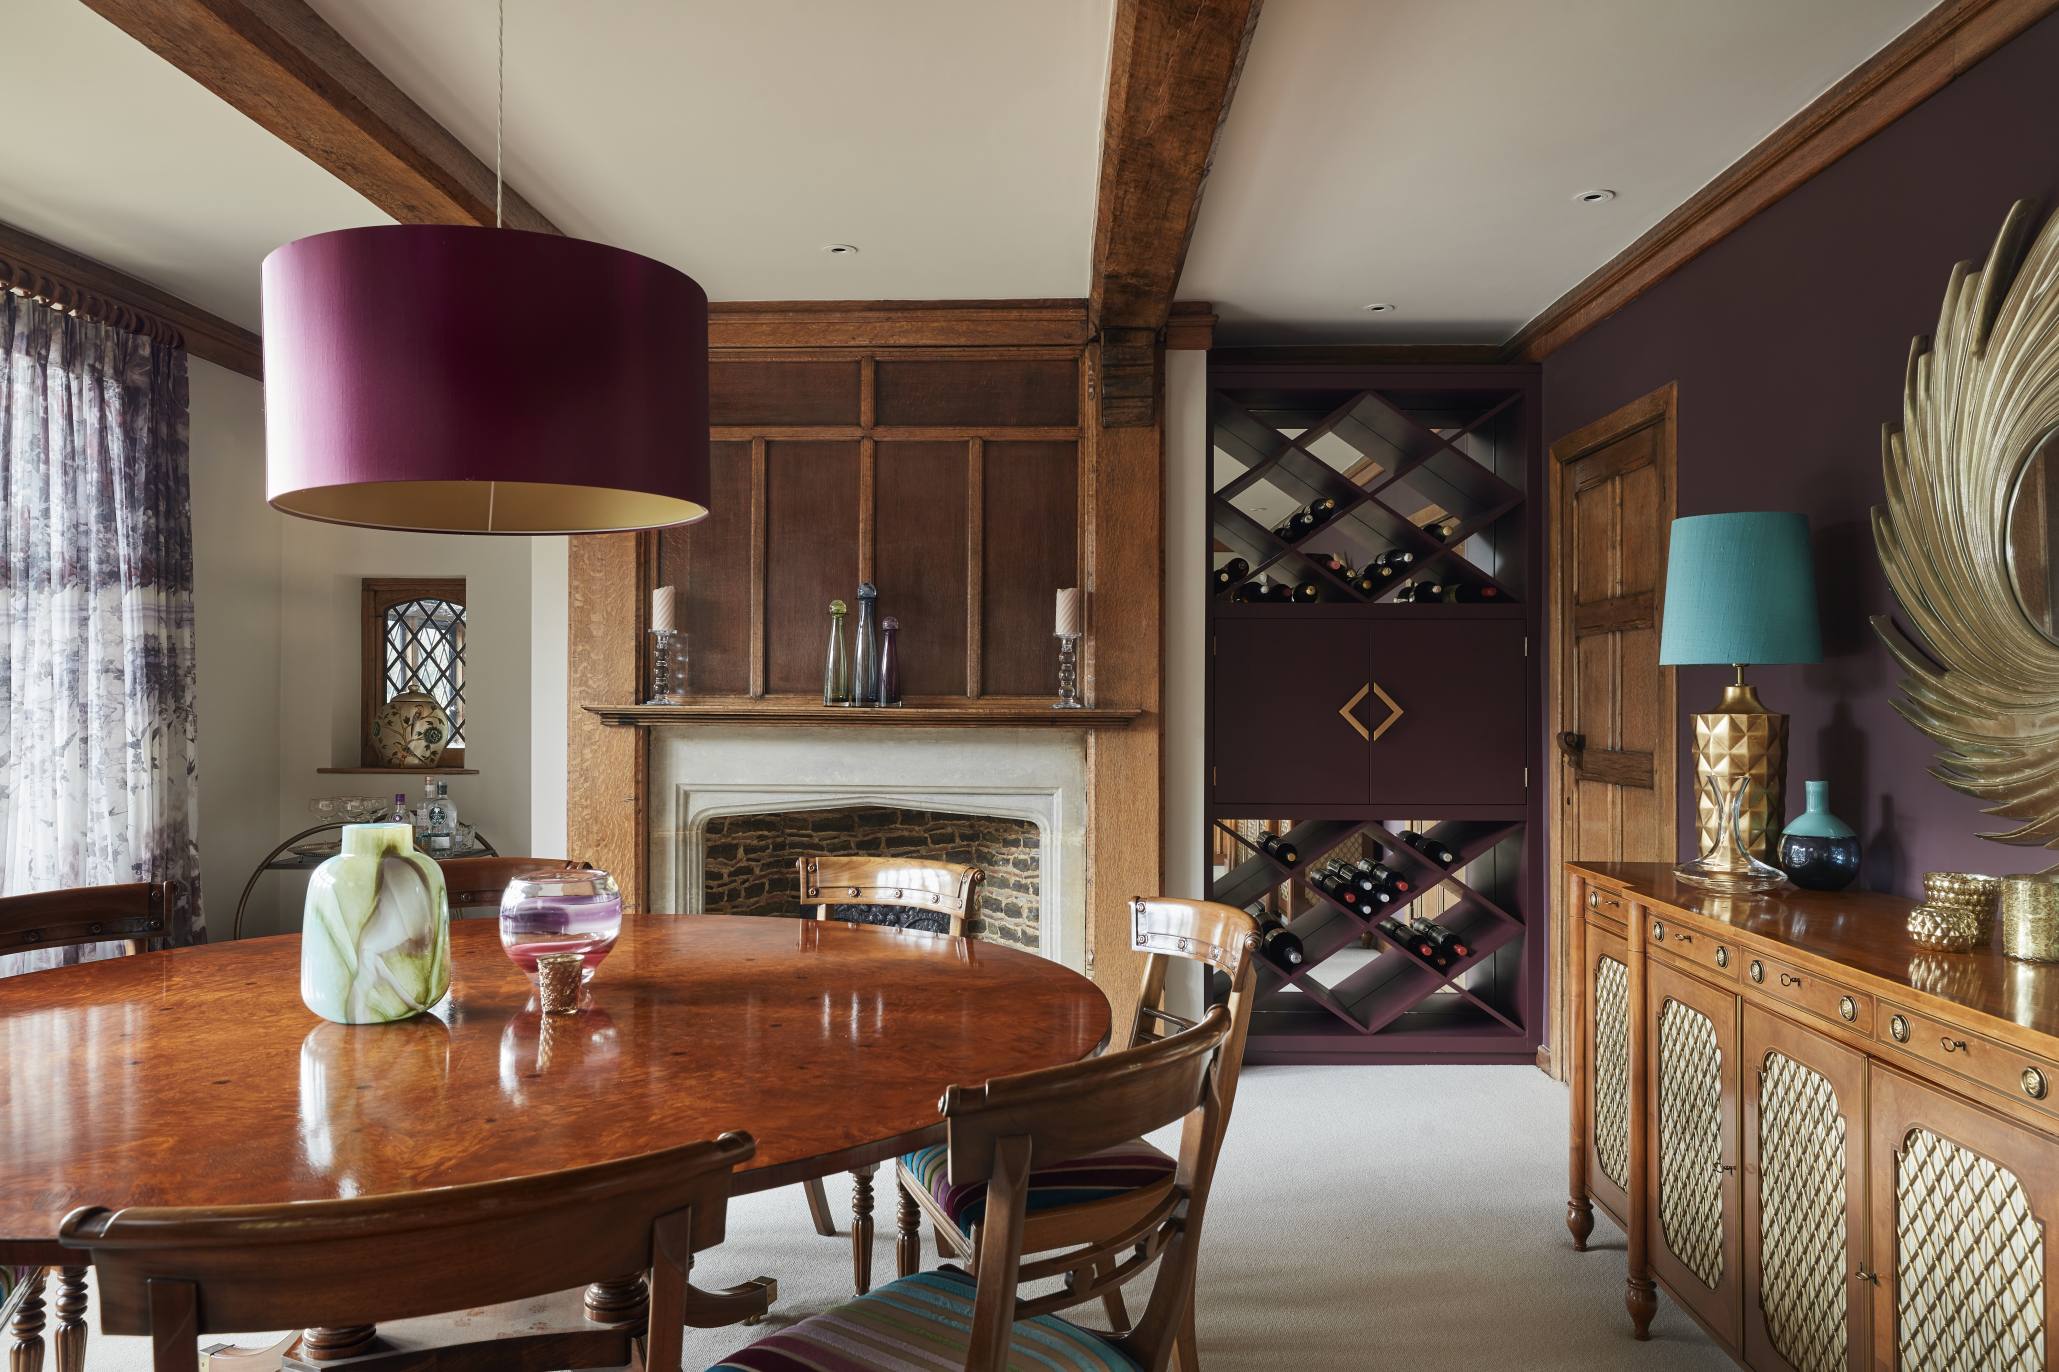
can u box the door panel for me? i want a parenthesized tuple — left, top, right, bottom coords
(1648, 957, 1743, 1345)
(1211, 617, 1372, 806)
(1361, 615, 1527, 807)
(1743, 1003, 1871, 1372)
(1869, 1065, 2054, 1372)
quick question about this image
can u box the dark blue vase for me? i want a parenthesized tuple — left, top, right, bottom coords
(1779, 780, 1860, 892)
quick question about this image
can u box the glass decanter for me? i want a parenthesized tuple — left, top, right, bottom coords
(823, 599, 852, 705)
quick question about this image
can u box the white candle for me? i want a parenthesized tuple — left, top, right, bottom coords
(651, 585, 678, 633)
(1054, 587, 1081, 638)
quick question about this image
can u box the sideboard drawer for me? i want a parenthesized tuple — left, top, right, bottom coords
(1644, 913, 1738, 982)
(1880, 1001, 2059, 1116)
(1583, 883, 1627, 931)
(1744, 951, 1871, 1034)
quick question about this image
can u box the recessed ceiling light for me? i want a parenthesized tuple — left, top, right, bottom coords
(1573, 189, 1617, 204)
(822, 243, 860, 256)
(1361, 302, 1396, 314)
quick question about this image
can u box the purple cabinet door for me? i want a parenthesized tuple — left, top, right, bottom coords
(1362, 616, 1527, 807)
(1211, 618, 1373, 807)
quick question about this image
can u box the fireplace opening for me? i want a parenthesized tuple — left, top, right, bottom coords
(701, 805, 1039, 950)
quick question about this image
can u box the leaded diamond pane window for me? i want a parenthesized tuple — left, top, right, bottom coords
(361, 578, 467, 766)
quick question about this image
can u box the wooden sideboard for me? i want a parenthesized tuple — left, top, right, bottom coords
(1564, 860, 2059, 1371)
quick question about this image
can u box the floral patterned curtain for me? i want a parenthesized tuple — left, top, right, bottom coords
(0, 294, 201, 974)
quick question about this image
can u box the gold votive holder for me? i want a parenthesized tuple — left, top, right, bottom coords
(1908, 905, 1987, 952)
(537, 952, 584, 1014)
(2001, 875, 2059, 962)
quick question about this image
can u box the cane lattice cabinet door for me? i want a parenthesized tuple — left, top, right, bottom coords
(1648, 956, 1744, 1346)
(1585, 918, 1633, 1226)
(1742, 1004, 1871, 1372)
(1868, 1065, 2055, 1372)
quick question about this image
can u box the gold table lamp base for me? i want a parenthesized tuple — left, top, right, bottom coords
(1677, 675, 1790, 893)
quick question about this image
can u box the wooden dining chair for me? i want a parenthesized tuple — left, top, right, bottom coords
(438, 856, 591, 918)
(893, 896, 1258, 1342)
(59, 1131, 776, 1372)
(709, 995, 1240, 1372)
(0, 879, 176, 1372)
(792, 854, 986, 1296)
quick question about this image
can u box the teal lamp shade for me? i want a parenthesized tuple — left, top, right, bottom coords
(1658, 512, 1823, 666)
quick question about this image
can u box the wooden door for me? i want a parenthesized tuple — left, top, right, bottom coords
(1544, 383, 1677, 1079)
(1211, 616, 1372, 808)
(1869, 1065, 2056, 1372)
(1647, 957, 1743, 1346)
(1361, 614, 1528, 808)
(1586, 917, 1633, 1227)
(1742, 1003, 1871, 1372)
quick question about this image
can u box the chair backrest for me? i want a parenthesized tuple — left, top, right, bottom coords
(1124, 897, 1261, 1115)
(0, 882, 174, 960)
(796, 855, 983, 937)
(61, 1132, 757, 1372)
(942, 1005, 1236, 1372)
(439, 856, 591, 916)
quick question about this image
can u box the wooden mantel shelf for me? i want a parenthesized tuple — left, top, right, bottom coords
(585, 697, 1141, 729)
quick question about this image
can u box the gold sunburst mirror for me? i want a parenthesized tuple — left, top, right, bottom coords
(1873, 198, 2059, 859)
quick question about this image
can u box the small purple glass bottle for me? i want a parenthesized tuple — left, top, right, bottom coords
(878, 616, 902, 707)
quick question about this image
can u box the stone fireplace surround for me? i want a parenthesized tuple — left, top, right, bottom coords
(647, 725, 1088, 970)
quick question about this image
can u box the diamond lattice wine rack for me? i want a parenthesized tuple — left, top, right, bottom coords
(1204, 364, 1543, 1064)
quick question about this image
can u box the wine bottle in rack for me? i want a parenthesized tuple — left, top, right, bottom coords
(1256, 919, 1307, 969)
(1422, 516, 1459, 542)
(1451, 583, 1503, 603)
(1257, 832, 1300, 865)
(1353, 859, 1412, 893)
(1291, 581, 1322, 604)
(1353, 565, 1396, 597)
(1308, 551, 1353, 578)
(1307, 496, 1339, 520)
(1212, 556, 1250, 594)
(1232, 580, 1264, 603)
(1371, 549, 1416, 570)
(1401, 829, 1457, 867)
(1399, 582, 1447, 604)
(1416, 919, 1473, 961)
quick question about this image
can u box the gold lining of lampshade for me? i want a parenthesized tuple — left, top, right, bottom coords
(269, 481, 711, 536)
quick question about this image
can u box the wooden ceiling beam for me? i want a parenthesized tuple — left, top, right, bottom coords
(1089, 0, 1262, 425)
(78, 0, 558, 234)
(0, 218, 262, 378)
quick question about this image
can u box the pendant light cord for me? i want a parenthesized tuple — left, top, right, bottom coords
(494, 0, 504, 229)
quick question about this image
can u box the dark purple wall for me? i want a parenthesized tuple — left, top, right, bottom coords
(1542, 13, 2059, 896)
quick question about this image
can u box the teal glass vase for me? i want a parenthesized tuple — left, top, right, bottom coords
(300, 822, 451, 1023)
(1778, 780, 1860, 892)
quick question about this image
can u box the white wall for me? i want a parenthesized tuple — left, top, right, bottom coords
(188, 360, 284, 938)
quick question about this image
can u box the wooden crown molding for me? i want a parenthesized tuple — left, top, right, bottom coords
(80, 0, 558, 234)
(708, 299, 1089, 350)
(1504, 0, 2059, 363)
(1089, 0, 1263, 423)
(0, 219, 261, 378)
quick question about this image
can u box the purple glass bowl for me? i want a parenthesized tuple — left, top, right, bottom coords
(498, 868, 623, 981)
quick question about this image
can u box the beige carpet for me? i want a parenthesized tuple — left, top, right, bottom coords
(74, 1065, 1728, 1371)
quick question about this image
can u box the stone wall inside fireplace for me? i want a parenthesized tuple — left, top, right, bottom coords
(701, 805, 1040, 949)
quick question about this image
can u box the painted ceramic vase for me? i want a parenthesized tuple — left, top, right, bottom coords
(301, 822, 451, 1024)
(1778, 780, 1861, 892)
(371, 688, 451, 767)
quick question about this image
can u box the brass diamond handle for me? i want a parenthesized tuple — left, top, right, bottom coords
(1891, 1015, 1910, 1042)
(1839, 995, 1857, 1022)
(2024, 1067, 2049, 1100)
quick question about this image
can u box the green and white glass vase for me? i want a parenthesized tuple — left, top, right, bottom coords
(300, 822, 452, 1024)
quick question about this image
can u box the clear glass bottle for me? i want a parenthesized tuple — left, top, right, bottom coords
(823, 599, 852, 705)
(878, 616, 902, 707)
(389, 791, 409, 824)
(852, 581, 880, 707)
(425, 779, 456, 853)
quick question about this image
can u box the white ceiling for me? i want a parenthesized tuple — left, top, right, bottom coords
(1181, 0, 1939, 343)
(4, 0, 1944, 344)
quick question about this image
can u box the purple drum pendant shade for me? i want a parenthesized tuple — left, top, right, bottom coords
(262, 225, 711, 534)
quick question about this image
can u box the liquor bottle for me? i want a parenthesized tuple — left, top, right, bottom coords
(1402, 829, 1457, 866)
(877, 616, 903, 706)
(1257, 832, 1300, 865)
(1257, 921, 1306, 970)
(1213, 557, 1251, 593)
(851, 582, 881, 707)
(1291, 581, 1321, 604)
(389, 791, 410, 824)
(823, 599, 853, 705)
(425, 780, 456, 853)
(1451, 583, 1503, 603)
(1354, 859, 1412, 892)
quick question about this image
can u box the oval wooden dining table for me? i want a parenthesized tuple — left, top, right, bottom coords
(0, 914, 1110, 1365)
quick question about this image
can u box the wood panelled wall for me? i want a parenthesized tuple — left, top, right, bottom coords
(566, 300, 1195, 1020)
(660, 349, 1083, 701)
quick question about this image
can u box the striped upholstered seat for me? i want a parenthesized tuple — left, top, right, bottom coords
(708, 1267, 1142, 1372)
(900, 1138, 1176, 1234)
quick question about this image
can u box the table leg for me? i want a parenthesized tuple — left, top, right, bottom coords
(8, 1268, 46, 1372)
(298, 1326, 376, 1361)
(584, 1274, 650, 1329)
(895, 1175, 922, 1279)
(850, 1165, 877, 1295)
(51, 1270, 85, 1372)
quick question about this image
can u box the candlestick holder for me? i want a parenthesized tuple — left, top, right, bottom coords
(647, 629, 688, 704)
(1053, 633, 1083, 709)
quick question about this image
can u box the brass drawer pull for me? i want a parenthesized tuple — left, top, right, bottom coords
(2025, 1067, 2049, 1100)
(1749, 960, 1765, 983)
(1941, 1036, 1968, 1054)
(1715, 946, 1729, 969)
(1711, 1161, 1736, 1176)
(1890, 1015, 1910, 1042)
(1779, 971, 1803, 988)
(1839, 995, 1858, 1022)
(1854, 1267, 1880, 1286)
(1673, 931, 1694, 944)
